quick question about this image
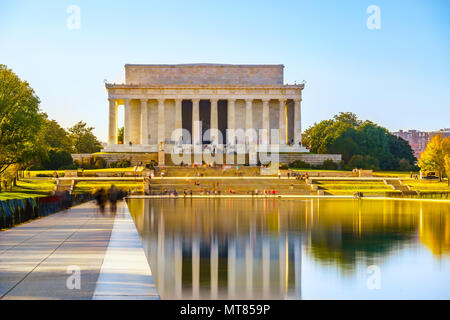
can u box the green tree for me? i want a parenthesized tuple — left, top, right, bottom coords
(419, 134, 450, 181)
(40, 115, 72, 152)
(0, 65, 43, 175)
(302, 119, 334, 153)
(69, 121, 102, 153)
(117, 126, 124, 144)
(302, 112, 416, 171)
(41, 150, 74, 170)
(333, 112, 362, 127)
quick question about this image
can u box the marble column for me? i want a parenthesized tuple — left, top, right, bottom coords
(175, 99, 182, 143)
(140, 99, 148, 145)
(157, 99, 165, 144)
(245, 99, 253, 144)
(108, 99, 117, 145)
(294, 99, 302, 146)
(124, 99, 131, 145)
(262, 99, 270, 145)
(279, 99, 287, 145)
(227, 99, 235, 145)
(210, 99, 218, 144)
(192, 99, 200, 146)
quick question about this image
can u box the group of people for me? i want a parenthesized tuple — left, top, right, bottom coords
(277, 170, 309, 180)
(93, 185, 126, 214)
(409, 172, 419, 180)
(145, 187, 285, 197)
(291, 171, 309, 180)
(249, 189, 278, 196)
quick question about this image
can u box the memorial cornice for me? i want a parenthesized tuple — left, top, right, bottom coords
(106, 83, 303, 101)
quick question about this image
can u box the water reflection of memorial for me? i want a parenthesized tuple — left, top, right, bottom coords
(128, 198, 450, 299)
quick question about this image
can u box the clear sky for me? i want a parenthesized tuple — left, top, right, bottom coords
(0, 0, 449, 142)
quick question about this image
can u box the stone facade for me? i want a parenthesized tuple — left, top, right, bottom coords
(103, 64, 308, 164)
(125, 64, 284, 86)
(394, 128, 450, 159)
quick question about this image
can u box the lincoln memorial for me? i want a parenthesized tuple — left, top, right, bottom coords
(103, 64, 309, 164)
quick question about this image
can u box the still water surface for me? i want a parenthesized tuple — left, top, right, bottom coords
(128, 198, 450, 299)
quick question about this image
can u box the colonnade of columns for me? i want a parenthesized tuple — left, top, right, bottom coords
(154, 234, 302, 299)
(108, 97, 302, 149)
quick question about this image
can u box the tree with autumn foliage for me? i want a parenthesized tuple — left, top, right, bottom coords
(418, 134, 450, 181)
(445, 155, 450, 186)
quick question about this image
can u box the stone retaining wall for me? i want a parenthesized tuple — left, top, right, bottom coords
(72, 152, 342, 167)
(279, 153, 342, 165)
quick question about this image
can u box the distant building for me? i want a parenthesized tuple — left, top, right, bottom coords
(394, 129, 450, 159)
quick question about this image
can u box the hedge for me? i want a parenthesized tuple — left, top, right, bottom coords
(0, 193, 92, 230)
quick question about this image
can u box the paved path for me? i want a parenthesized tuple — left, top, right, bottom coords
(0, 200, 158, 300)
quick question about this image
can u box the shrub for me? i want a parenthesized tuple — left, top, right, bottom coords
(322, 159, 338, 170)
(60, 164, 78, 170)
(398, 158, 413, 171)
(289, 160, 310, 169)
(348, 155, 380, 170)
(28, 165, 44, 170)
(93, 157, 107, 169)
(42, 150, 73, 170)
(36, 173, 53, 177)
(110, 159, 131, 168)
(279, 163, 289, 170)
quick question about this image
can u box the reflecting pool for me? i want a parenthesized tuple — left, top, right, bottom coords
(127, 198, 450, 299)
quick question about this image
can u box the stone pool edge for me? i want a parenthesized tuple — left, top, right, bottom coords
(93, 200, 160, 300)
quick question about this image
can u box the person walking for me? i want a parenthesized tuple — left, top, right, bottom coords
(108, 185, 119, 214)
(93, 188, 107, 214)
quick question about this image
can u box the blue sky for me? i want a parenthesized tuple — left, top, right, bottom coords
(0, 0, 449, 141)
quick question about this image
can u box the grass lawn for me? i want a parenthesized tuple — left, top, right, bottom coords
(402, 180, 450, 192)
(292, 169, 348, 173)
(292, 169, 417, 178)
(315, 180, 394, 195)
(318, 184, 392, 190)
(23, 170, 65, 177)
(73, 181, 143, 194)
(373, 171, 418, 178)
(23, 167, 142, 177)
(325, 190, 401, 196)
(82, 167, 142, 173)
(0, 179, 56, 201)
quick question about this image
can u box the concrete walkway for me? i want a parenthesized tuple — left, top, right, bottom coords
(0, 200, 158, 300)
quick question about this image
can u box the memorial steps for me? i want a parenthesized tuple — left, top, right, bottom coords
(147, 167, 311, 195)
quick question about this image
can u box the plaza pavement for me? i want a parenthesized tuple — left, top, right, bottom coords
(0, 200, 159, 300)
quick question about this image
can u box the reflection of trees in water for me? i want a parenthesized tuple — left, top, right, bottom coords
(308, 230, 414, 270)
(419, 203, 450, 255)
(127, 198, 450, 297)
(303, 199, 450, 268)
